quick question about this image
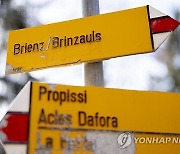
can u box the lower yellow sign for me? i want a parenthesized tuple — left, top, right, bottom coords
(24, 82, 180, 153)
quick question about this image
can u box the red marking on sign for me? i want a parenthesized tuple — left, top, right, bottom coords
(150, 16, 179, 34)
(0, 113, 29, 143)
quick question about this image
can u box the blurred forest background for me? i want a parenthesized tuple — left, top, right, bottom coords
(0, 0, 179, 110)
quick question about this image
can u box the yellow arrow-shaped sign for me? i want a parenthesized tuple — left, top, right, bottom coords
(6, 6, 179, 74)
(2, 81, 180, 153)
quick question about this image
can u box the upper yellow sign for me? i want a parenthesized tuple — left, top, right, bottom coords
(6, 6, 153, 74)
(6, 5, 179, 74)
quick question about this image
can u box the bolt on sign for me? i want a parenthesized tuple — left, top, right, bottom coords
(5, 6, 179, 74)
(0, 82, 180, 153)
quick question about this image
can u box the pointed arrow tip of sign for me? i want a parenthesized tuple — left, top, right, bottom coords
(169, 17, 179, 31)
(150, 16, 179, 34)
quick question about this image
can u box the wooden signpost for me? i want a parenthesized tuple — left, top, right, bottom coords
(5, 6, 179, 75)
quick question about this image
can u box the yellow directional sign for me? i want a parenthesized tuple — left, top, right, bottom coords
(6, 5, 179, 74)
(2, 81, 180, 153)
(26, 82, 180, 153)
(6, 6, 153, 74)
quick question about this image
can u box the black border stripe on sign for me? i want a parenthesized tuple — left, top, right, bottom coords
(150, 15, 170, 20)
(26, 81, 33, 154)
(146, 5, 154, 50)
